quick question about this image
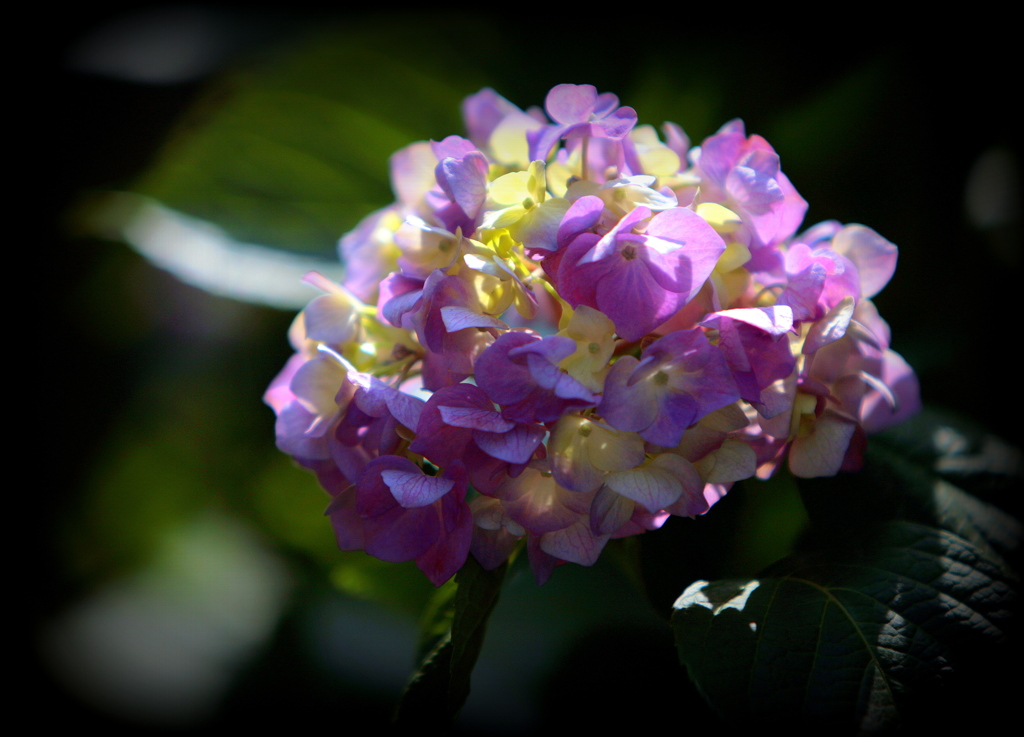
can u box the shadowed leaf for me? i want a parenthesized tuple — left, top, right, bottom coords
(673, 521, 1016, 732)
(798, 407, 1022, 570)
(394, 556, 507, 726)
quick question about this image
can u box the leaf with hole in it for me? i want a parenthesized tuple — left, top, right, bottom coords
(672, 521, 1016, 732)
(394, 556, 506, 727)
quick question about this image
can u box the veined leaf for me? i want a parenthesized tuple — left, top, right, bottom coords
(798, 407, 1022, 570)
(673, 521, 1016, 731)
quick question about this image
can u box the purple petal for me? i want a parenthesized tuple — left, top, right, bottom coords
(546, 84, 598, 124)
(590, 487, 635, 536)
(473, 423, 545, 464)
(599, 356, 657, 432)
(431, 135, 476, 161)
(440, 405, 515, 432)
(539, 518, 608, 566)
(474, 331, 537, 406)
(832, 224, 898, 299)
(527, 125, 567, 162)
(591, 106, 637, 140)
(441, 305, 508, 332)
(509, 334, 577, 365)
(592, 92, 620, 118)
(462, 88, 520, 148)
(604, 466, 682, 511)
(324, 485, 365, 551)
(437, 152, 489, 219)
(640, 392, 700, 447)
(726, 149, 783, 216)
(497, 466, 589, 535)
(381, 469, 454, 508)
(557, 195, 605, 248)
(703, 306, 794, 336)
(363, 504, 439, 562)
(596, 258, 680, 341)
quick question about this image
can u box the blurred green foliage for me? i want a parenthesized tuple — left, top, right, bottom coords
(133, 22, 487, 255)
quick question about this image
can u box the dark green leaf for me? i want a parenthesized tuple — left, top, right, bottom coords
(798, 407, 1022, 569)
(673, 521, 1016, 732)
(394, 556, 506, 726)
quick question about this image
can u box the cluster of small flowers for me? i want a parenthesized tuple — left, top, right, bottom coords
(265, 84, 920, 585)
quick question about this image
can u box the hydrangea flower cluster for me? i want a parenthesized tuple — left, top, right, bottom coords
(265, 84, 920, 585)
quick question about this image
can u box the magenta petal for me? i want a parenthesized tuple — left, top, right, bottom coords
(557, 234, 614, 308)
(860, 349, 921, 433)
(726, 149, 783, 216)
(803, 297, 855, 354)
(773, 171, 808, 243)
(591, 91, 620, 118)
(581, 207, 650, 263)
